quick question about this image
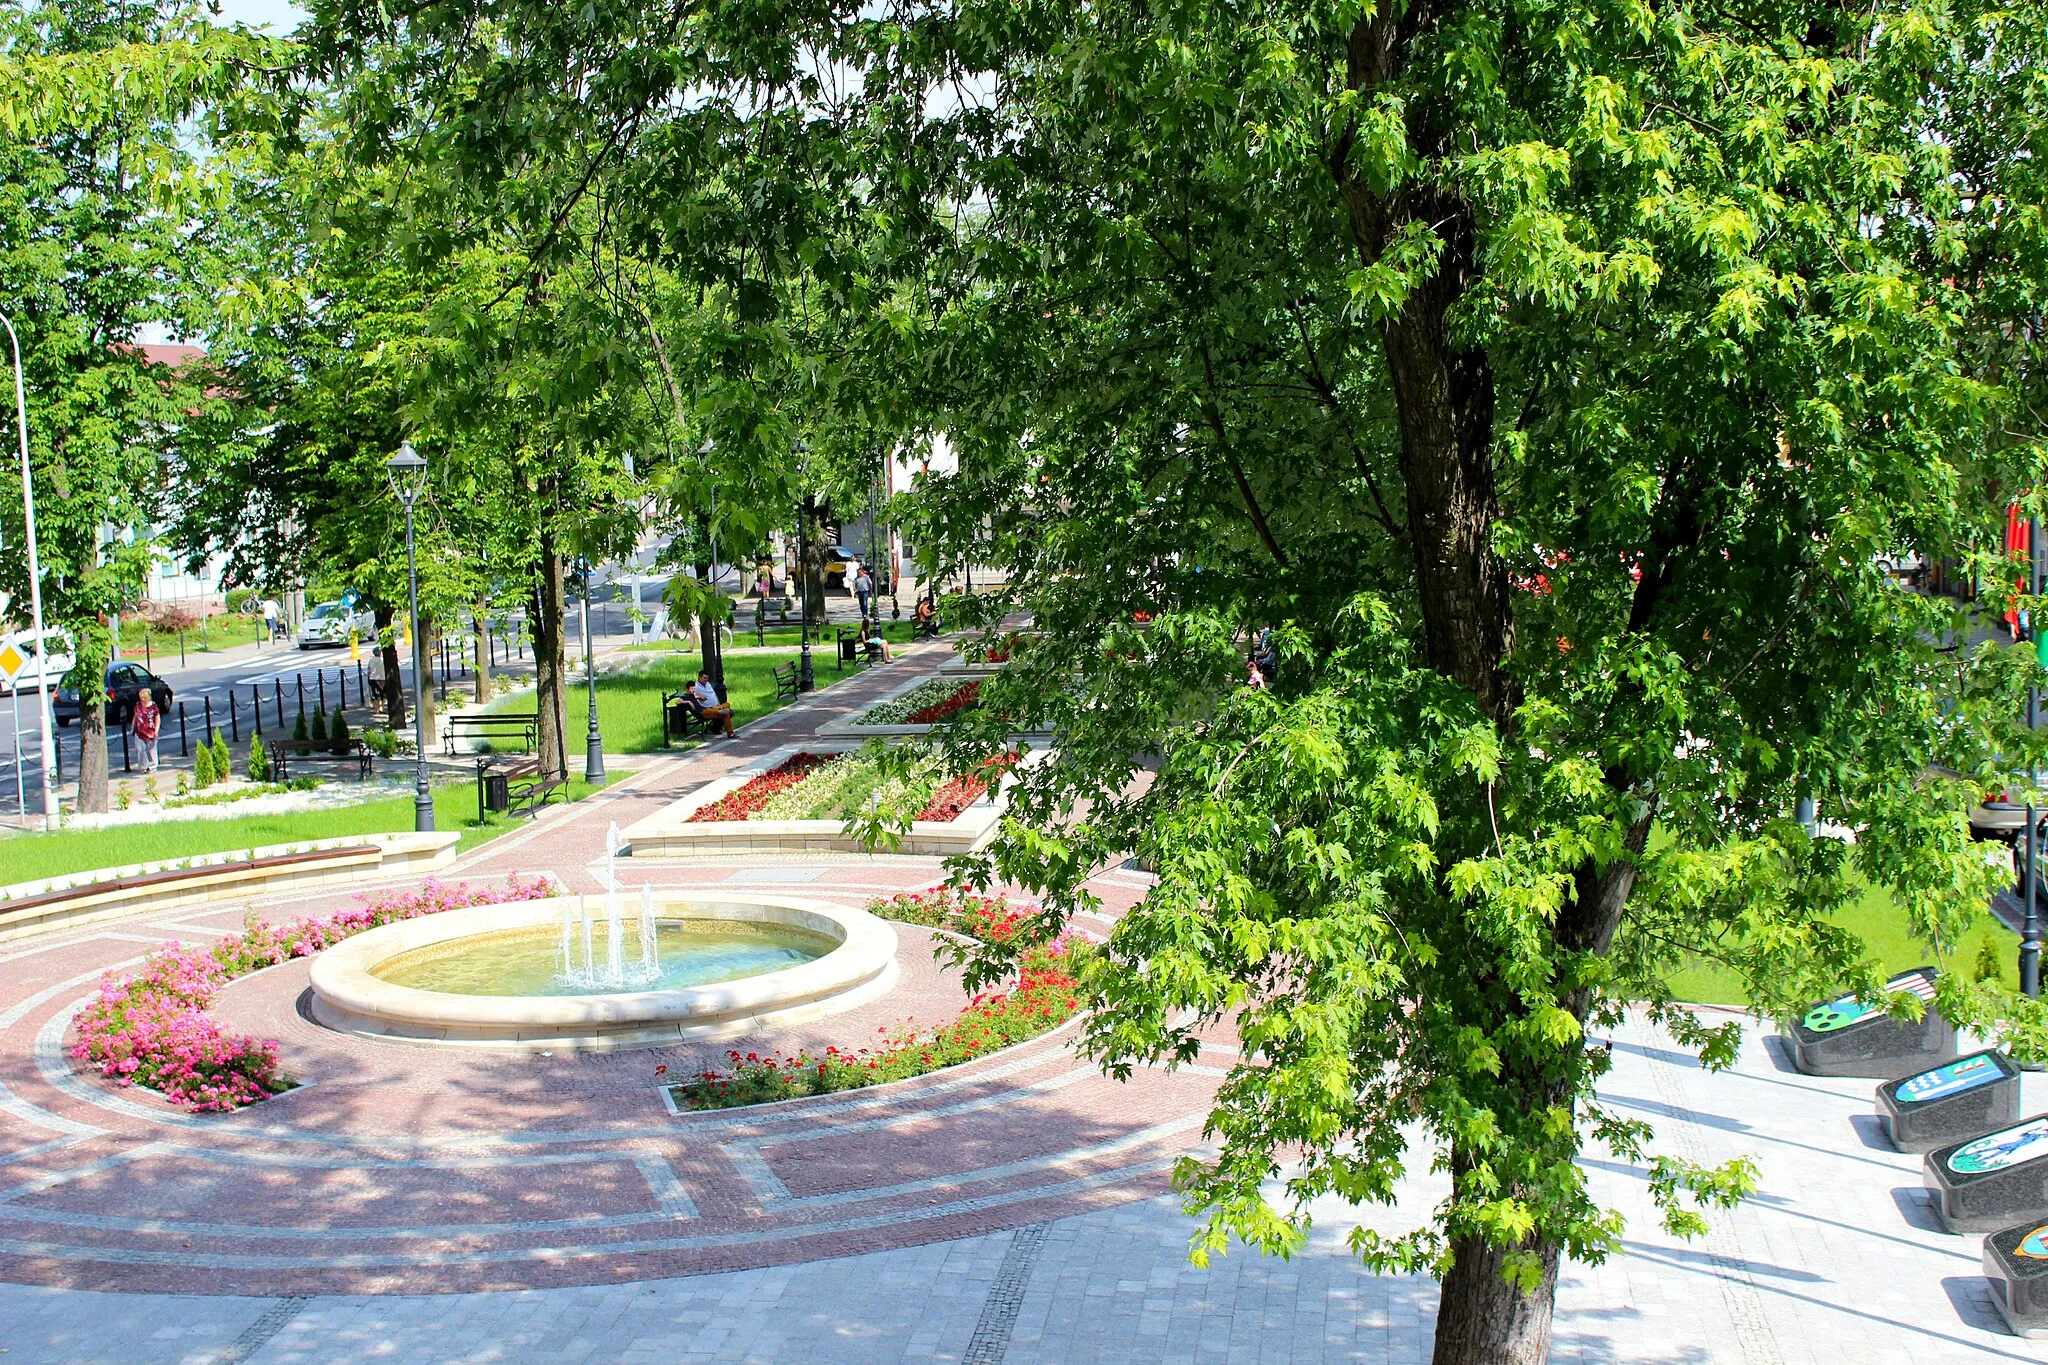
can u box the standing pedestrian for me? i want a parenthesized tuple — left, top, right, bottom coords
(130, 688, 162, 773)
(367, 640, 388, 707)
(261, 596, 281, 642)
(854, 566, 874, 621)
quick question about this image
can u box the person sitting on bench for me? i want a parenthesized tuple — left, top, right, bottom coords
(861, 619, 892, 662)
(690, 671, 735, 737)
(914, 595, 941, 638)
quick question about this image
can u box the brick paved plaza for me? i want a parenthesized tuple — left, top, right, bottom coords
(0, 658, 2041, 1361)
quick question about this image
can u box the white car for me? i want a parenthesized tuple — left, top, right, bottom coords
(0, 627, 75, 695)
(297, 601, 373, 649)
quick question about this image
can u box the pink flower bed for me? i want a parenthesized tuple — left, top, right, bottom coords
(71, 874, 553, 1111)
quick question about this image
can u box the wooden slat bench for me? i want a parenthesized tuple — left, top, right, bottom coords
(445, 712, 537, 756)
(773, 662, 801, 701)
(271, 739, 374, 781)
(661, 690, 708, 747)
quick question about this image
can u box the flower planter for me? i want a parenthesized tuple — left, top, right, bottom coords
(622, 741, 1031, 858)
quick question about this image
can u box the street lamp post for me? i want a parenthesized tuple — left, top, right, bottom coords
(579, 560, 605, 787)
(385, 443, 434, 833)
(1, 312, 55, 831)
(2026, 514, 2043, 999)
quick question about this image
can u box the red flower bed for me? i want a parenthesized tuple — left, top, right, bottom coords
(906, 680, 980, 725)
(913, 752, 1017, 821)
(671, 893, 1087, 1111)
(687, 752, 836, 822)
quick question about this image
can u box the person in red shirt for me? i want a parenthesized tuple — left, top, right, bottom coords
(130, 689, 162, 773)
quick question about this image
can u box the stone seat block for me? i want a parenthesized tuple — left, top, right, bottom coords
(1789, 965, 1955, 1079)
(1880, 1050, 2023, 1153)
(1983, 1220, 2048, 1336)
(1926, 1115, 2048, 1233)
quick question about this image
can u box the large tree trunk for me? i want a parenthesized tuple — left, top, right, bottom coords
(531, 539, 570, 782)
(697, 557, 725, 693)
(73, 619, 110, 814)
(1335, 17, 1546, 1363)
(417, 612, 438, 755)
(801, 499, 830, 634)
(1431, 1230, 1560, 1365)
(376, 605, 405, 730)
(76, 687, 109, 815)
(473, 596, 492, 703)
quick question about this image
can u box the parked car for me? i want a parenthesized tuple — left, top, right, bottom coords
(54, 660, 173, 727)
(0, 627, 75, 695)
(297, 600, 373, 649)
(823, 546, 862, 588)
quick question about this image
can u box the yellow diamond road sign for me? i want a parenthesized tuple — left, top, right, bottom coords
(0, 639, 24, 682)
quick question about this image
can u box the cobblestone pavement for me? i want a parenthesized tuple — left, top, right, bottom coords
(1, 1013, 2044, 1361)
(3, 649, 2046, 1357)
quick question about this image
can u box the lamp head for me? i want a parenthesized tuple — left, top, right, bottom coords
(385, 442, 428, 505)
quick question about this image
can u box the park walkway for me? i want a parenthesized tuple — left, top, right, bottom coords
(0, 644, 2041, 1360)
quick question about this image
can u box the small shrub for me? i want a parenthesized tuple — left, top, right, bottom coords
(194, 744, 216, 787)
(175, 772, 191, 796)
(1976, 935, 2005, 985)
(293, 708, 308, 741)
(210, 729, 230, 782)
(115, 785, 132, 811)
(246, 734, 269, 784)
(309, 707, 328, 743)
(330, 705, 349, 755)
(142, 775, 158, 800)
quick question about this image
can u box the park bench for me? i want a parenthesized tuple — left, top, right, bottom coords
(271, 739, 374, 781)
(772, 661, 801, 701)
(834, 626, 871, 673)
(474, 755, 565, 819)
(659, 685, 729, 747)
(445, 711, 537, 756)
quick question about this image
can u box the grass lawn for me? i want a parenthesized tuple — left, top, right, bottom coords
(1663, 881, 2019, 1005)
(489, 650, 858, 754)
(117, 613, 268, 659)
(0, 778, 602, 886)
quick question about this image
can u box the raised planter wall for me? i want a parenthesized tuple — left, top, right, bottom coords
(622, 741, 1022, 859)
(0, 832, 461, 945)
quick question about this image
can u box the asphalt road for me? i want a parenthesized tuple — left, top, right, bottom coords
(0, 632, 512, 822)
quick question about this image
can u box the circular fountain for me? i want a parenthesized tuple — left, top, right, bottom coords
(308, 889, 900, 1050)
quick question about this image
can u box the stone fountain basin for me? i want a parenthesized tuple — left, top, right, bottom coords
(308, 893, 899, 1051)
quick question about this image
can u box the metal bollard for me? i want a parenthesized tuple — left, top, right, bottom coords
(229, 695, 239, 743)
(203, 695, 213, 746)
(276, 678, 285, 730)
(296, 673, 305, 716)
(179, 631, 187, 667)
(178, 701, 189, 756)
(121, 721, 131, 772)
(317, 669, 326, 712)
(252, 685, 262, 736)
(337, 667, 346, 709)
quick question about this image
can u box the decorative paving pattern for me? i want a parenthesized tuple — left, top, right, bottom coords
(0, 652, 1223, 1296)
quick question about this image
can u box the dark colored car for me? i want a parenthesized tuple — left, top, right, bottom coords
(54, 660, 174, 727)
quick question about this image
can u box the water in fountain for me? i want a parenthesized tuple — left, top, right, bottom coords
(553, 830, 665, 991)
(638, 885, 658, 975)
(579, 896, 595, 986)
